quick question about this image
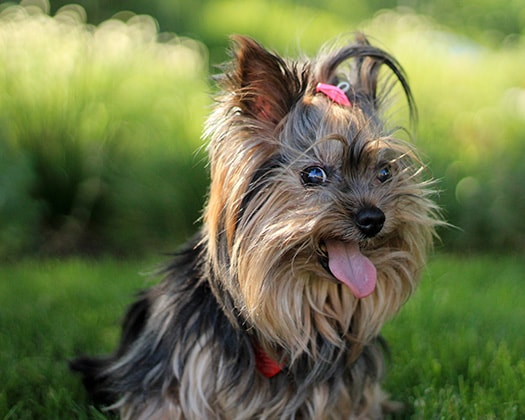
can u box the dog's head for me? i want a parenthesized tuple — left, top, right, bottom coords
(204, 35, 439, 357)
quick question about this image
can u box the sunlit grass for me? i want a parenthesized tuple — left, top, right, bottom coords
(0, 255, 523, 418)
(0, 3, 524, 256)
(383, 255, 525, 418)
(0, 3, 209, 256)
(199, 0, 356, 54)
(0, 257, 153, 418)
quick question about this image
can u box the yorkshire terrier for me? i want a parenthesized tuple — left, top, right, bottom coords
(71, 34, 439, 418)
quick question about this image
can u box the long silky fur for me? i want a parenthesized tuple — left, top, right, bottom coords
(71, 34, 440, 419)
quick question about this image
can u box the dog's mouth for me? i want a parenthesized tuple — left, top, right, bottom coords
(319, 240, 377, 299)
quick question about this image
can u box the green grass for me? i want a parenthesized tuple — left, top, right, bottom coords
(0, 258, 153, 419)
(0, 255, 523, 418)
(383, 256, 525, 418)
(1, 5, 525, 256)
(0, 6, 209, 256)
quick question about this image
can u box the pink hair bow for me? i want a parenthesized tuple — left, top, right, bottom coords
(316, 82, 351, 107)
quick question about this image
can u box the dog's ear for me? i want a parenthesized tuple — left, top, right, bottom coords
(227, 35, 304, 125)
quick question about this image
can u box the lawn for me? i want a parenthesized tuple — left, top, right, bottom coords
(0, 255, 523, 419)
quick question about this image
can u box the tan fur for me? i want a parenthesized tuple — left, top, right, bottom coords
(75, 35, 441, 419)
(200, 35, 438, 417)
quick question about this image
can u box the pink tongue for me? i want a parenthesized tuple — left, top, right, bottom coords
(326, 240, 377, 298)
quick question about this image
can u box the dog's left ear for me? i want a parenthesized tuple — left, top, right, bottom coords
(227, 35, 305, 125)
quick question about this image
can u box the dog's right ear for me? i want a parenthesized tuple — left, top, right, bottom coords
(224, 35, 305, 126)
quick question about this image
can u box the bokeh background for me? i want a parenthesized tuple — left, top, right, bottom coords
(1, 0, 524, 258)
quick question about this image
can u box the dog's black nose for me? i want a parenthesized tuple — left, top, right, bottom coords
(355, 207, 385, 238)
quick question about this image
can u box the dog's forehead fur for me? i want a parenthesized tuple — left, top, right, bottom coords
(278, 94, 384, 167)
(208, 34, 415, 174)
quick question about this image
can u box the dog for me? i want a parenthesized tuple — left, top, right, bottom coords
(71, 34, 439, 419)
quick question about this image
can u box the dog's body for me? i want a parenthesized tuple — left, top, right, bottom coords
(72, 35, 439, 419)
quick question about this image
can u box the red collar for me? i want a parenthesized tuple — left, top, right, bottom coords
(253, 344, 283, 378)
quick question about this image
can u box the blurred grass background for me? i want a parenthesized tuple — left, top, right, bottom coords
(1, 1, 524, 418)
(0, 0, 524, 258)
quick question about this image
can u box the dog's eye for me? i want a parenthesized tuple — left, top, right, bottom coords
(377, 166, 392, 183)
(301, 166, 328, 186)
